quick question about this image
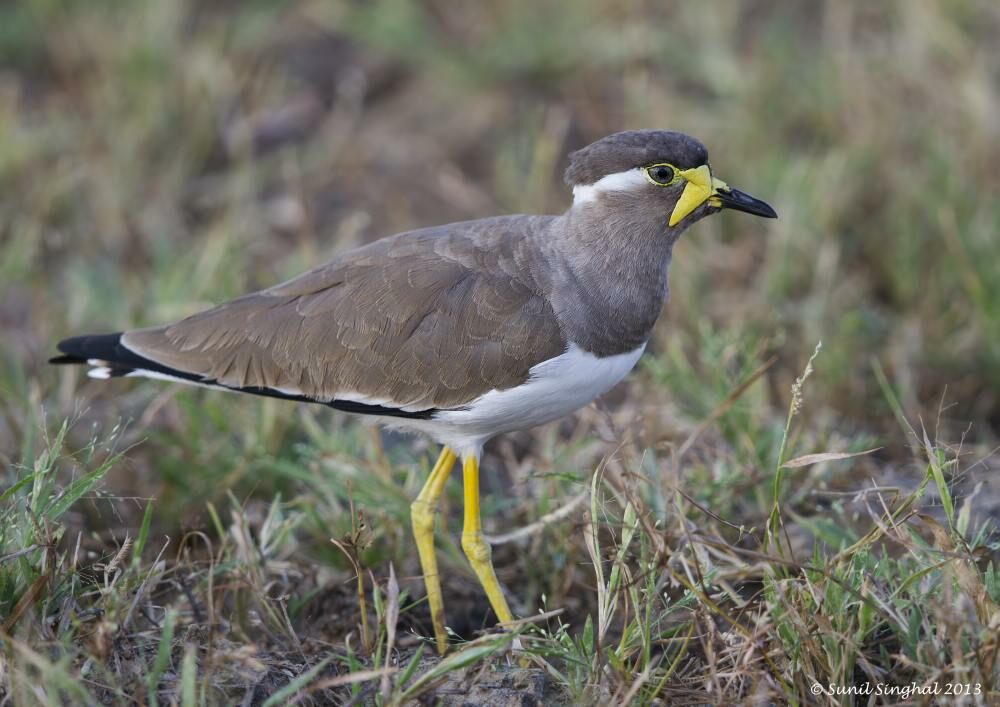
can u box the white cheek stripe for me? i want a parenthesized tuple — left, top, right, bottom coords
(572, 168, 649, 205)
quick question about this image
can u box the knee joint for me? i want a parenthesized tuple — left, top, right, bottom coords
(461, 532, 492, 564)
(410, 500, 436, 533)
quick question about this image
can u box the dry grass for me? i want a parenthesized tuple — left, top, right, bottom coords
(2, 0, 1000, 704)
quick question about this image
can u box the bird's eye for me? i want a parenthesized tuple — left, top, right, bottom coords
(644, 164, 677, 186)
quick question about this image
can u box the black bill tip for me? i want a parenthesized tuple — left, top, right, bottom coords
(716, 187, 777, 219)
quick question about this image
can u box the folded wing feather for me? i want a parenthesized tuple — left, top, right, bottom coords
(122, 219, 567, 411)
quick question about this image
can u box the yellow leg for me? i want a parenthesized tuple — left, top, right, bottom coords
(410, 446, 457, 655)
(460, 454, 515, 627)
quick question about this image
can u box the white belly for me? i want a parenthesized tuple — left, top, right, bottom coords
(391, 342, 645, 455)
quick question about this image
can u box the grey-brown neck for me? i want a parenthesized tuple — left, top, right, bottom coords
(532, 191, 702, 358)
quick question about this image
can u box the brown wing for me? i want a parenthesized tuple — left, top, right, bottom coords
(121, 218, 566, 411)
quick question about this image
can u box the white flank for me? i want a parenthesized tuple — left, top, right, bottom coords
(115, 367, 424, 410)
(126, 369, 431, 411)
(393, 342, 646, 455)
(123, 368, 224, 391)
(115, 338, 433, 411)
(572, 168, 648, 205)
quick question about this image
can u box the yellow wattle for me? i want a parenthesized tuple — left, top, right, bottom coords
(669, 165, 714, 227)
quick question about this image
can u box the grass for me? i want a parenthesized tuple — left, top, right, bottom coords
(2, 0, 1000, 703)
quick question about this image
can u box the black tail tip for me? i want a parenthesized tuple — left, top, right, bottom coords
(50, 332, 124, 366)
(50, 354, 86, 365)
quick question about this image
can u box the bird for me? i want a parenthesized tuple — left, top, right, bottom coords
(51, 129, 776, 654)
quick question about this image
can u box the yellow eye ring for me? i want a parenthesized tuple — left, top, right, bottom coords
(643, 163, 679, 186)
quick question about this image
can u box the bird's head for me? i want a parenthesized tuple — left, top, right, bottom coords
(565, 130, 777, 229)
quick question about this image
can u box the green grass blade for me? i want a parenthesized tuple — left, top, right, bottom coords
(146, 607, 177, 707)
(0, 472, 36, 502)
(132, 498, 154, 567)
(43, 452, 123, 521)
(180, 644, 197, 707)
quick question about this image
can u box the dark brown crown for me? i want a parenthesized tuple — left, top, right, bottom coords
(564, 130, 709, 186)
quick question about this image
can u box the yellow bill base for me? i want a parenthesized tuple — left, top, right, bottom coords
(668, 166, 732, 226)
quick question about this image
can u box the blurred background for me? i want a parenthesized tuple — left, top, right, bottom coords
(1, 0, 999, 700)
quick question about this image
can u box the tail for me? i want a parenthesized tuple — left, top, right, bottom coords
(50, 332, 205, 383)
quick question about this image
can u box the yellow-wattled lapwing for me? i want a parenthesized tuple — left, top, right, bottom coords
(52, 130, 776, 653)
